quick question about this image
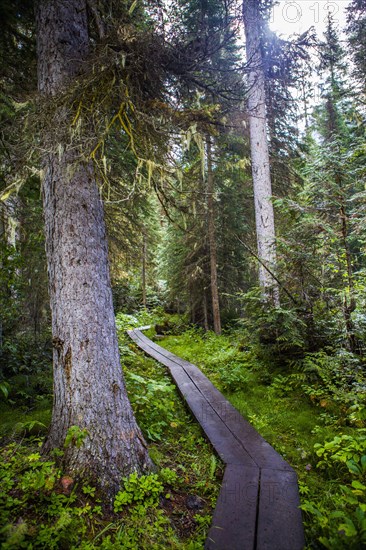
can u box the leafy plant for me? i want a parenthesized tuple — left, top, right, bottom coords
(124, 371, 178, 441)
(113, 472, 163, 512)
(314, 432, 366, 477)
(64, 426, 89, 448)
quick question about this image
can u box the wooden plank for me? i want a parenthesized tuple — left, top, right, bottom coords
(256, 469, 305, 550)
(129, 329, 186, 366)
(164, 366, 256, 467)
(128, 330, 183, 370)
(183, 364, 292, 471)
(132, 331, 291, 471)
(129, 330, 255, 466)
(205, 465, 259, 550)
(127, 328, 305, 550)
(130, 329, 198, 370)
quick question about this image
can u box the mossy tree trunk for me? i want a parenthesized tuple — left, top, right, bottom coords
(36, 0, 152, 498)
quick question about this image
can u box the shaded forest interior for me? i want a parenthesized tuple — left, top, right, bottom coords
(1, 0, 366, 548)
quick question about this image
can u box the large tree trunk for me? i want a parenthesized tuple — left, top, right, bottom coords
(242, 0, 279, 305)
(206, 139, 221, 335)
(36, 0, 152, 498)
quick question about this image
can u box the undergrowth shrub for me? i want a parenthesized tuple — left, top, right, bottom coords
(114, 472, 163, 512)
(301, 432, 366, 549)
(237, 288, 307, 366)
(0, 333, 52, 407)
(124, 371, 178, 441)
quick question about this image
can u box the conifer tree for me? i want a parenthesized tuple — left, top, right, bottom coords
(346, 0, 366, 90)
(35, 0, 153, 496)
(242, 0, 279, 304)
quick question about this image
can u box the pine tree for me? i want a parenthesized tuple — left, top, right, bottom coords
(346, 0, 366, 90)
(36, 0, 152, 496)
(280, 14, 364, 352)
(242, 0, 280, 304)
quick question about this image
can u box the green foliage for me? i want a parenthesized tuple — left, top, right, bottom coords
(301, 432, 366, 548)
(314, 432, 366, 477)
(64, 426, 89, 449)
(125, 371, 178, 441)
(159, 327, 257, 392)
(238, 288, 307, 364)
(297, 350, 366, 424)
(0, 441, 82, 549)
(159, 467, 179, 485)
(0, 332, 52, 407)
(0, 242, 22, 334)
(0, 381, 10, 398)
(113, 472, 163, 512)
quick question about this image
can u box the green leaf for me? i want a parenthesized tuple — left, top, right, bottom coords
(352, 480, 366, 491)
(338, 521, 357, 537)
(0, 382, 10, 398)
(347, 460, 362, 475)
(129, 1, 138, 16)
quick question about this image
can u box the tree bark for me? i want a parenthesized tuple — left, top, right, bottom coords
(36, 0, 152, 498)
(142, 231, 147, 308)
(0, 205, 4, 348)
(207, 139, 221, 334)
(242, 0, 279, 305)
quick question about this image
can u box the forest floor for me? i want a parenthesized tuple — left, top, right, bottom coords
(0, 311, 365, 549)
(0, 313, 222, 550)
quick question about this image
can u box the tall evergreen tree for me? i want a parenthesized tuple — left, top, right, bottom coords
(346, 0, 366, 90)
(242, 0, 279, 304)
(36, 0, 152, 496)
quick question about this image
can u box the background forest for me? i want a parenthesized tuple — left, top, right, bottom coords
(1, 0, 366, 548)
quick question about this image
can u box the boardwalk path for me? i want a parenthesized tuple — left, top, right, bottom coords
(127, 327, 305, 550)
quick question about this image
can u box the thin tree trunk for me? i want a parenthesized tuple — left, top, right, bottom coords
(242, 0, 279, 305)
(203, 291, 209, 332)
(142, 231, 147, 308)
(206, 139, 221, 335)
(339, 198, 357, 352)
(36, 0, 152, 498)
(0, 205, 4, 348)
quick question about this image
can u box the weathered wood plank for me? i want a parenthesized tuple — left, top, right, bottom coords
(127, 328, 305, 550)
(129, 329, 187, 367)
(205, 465, 259, 550)
(128, 329, 186, 370)
(183, 364, 292, 472)
(167, 365, 256, 466)
(257, 469, 305, 550)
(130, 329, 291, 472)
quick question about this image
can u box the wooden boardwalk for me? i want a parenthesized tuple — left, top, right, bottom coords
(127, 328, 305, 550)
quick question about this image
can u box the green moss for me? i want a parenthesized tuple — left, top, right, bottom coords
(0, 404, 51, 438)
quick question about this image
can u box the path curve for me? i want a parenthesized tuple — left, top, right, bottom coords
(127, 327, 305, 550)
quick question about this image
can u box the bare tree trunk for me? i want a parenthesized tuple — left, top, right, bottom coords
(0, 205, 4, 348)
(36, 0, 152, 498)
(242, 0, 279, 305)
(339, 198, 357, 352)
(203, 291, 209, 332)
(142, 231, 147, 308)
(207, 139, 221, 334)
